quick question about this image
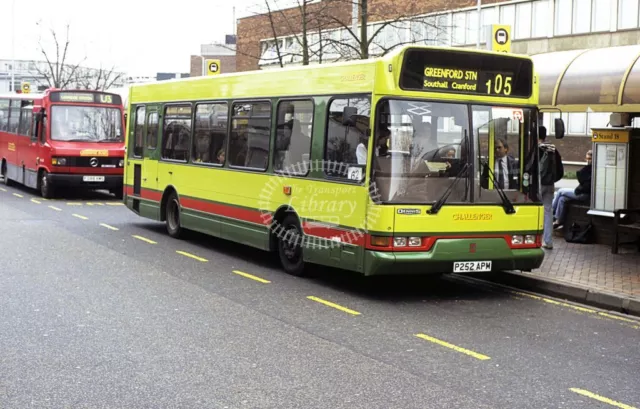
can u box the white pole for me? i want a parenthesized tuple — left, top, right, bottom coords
(476, 0, 481, 49)
(11, 0, 16, 92)
(352, 0, 358, 40)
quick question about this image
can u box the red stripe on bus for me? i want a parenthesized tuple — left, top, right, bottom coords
(302, 222, 366, 246)
(180, 197, 270, 226)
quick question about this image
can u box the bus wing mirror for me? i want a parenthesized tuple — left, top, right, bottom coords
(342, 106, 357, 126)
(554, 118, 565, 139)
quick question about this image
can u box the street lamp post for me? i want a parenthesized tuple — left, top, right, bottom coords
(11, 0, 16, 92)
(476, 0, 481, 49)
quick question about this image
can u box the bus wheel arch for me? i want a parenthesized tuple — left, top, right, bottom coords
(161, 186, 184, 239)
(272, 208, 307, 276)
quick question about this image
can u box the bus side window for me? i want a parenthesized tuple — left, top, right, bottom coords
(323, 96, 371, 180)
(146, 112, 159, 151)
(0, 99, 9, 132)
(133, 106, 145, 157)
(274, 99, 313, 175)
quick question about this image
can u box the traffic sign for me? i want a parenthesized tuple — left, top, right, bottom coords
(486, 24, 511, 53)
(205, 59, 221, 76)
(21, 82, 31, 94)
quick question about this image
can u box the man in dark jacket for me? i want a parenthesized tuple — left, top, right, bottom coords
(539, 128, 564, 249)
(552, 150, 592, 230)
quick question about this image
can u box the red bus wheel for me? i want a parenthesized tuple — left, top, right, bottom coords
(39, 171, 53, 199)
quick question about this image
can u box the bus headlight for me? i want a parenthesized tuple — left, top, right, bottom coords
(408, 237, 422, 247)
(525, 235, 536, 244)
(511, 235, 523, 245)
(52, 157, 66, 166)
(119, 159, 124, 167)
(393, 237, 407, 247)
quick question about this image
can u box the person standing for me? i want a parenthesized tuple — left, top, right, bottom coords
(538, 126, 564, 249)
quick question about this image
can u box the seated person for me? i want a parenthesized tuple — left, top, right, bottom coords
(553, 150, 592, 230)
(217, 148, 225, 164)
(356, 134, 368, 165)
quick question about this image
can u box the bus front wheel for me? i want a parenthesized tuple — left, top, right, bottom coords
(39, 171, 53, 199)
(165, 191, 184, 239)
(277, 214, 306, 276)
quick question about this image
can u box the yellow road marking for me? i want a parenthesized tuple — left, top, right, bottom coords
(86, 202, 104, 206)
(72, 214, 88, 220)
(99, 223, 119, 231)
(106, 202, 124, 206)
(48, 205, 62, 211)
(176, 250, 208, 262)
(232, 270, 271, 284)
(597, 312, 640, 324)
(31, 199, 41, 204)
(512, 290, 640, 326)
(132, 235, 156, 244)
(307, 296, 360, 315)
(415, 334, 491, 360)
(12, 193, 23, 198)
(66, 202, 82, 206)
(0, 187, 6, 192)
(570, 388, 638, 409)
(512, 291, 596, 313)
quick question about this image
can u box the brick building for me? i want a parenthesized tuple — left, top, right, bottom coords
(236, 0, 640, 163)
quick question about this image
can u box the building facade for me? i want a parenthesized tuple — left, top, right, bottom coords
(0, 59, 127, 93)
(236, 0, 640, 162)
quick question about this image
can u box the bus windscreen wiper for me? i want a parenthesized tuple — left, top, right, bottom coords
(480, 161, 516, 214)
(427, 162, 470, 215)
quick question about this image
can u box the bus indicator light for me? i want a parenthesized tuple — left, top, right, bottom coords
(283, 186, 292, 195)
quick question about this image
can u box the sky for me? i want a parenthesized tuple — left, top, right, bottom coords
(0, 0, 283, 77)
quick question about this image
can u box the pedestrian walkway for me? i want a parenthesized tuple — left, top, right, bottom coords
(537, 240, 640, 299)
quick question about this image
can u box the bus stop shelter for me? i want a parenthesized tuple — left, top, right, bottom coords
(531, 45, 640, 249)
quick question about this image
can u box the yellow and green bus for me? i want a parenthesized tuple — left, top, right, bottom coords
(123, 45, 561, 277)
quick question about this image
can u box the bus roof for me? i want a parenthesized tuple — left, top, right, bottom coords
(128, 45, 536, 105)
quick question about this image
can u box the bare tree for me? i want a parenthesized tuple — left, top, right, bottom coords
(75, 65, 124, 91)
(235, 0, 337, 68)
(33, 23, 85, 89)
(323, 0, 452, 61)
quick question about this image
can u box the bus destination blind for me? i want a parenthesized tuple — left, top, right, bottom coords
(399, 48, 533, 98)
(50, 92, 122, 105)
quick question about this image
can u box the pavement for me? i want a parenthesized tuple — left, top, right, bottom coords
(1, 182, 640, 408)
(473, 178, 640, 318)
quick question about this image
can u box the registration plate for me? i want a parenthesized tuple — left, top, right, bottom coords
(82, 176, 105, 182)
(453, 261, 492, 273)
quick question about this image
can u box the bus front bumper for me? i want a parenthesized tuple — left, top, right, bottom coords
(363, 238, 544, 276)
(47, 173, 123, 190)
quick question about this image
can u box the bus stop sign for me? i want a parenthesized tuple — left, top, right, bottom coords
(206, 59, 221, 76)
(486, 24, 511, 53)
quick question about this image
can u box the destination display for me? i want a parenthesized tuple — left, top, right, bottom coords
(50, 91, 122, 105)
(400, 48, 533, 98)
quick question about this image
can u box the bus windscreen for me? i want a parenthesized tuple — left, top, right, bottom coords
(399, 48, 533, 98)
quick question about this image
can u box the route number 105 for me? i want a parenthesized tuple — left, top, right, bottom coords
(485, 74, 512, 96)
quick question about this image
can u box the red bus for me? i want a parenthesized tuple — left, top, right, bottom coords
(0, 89, 126, 198)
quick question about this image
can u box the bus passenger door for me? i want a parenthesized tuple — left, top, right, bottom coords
(142, 108, 160, 218)
(128, 106, 145, 213)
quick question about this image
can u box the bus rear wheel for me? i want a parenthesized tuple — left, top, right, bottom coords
(165, 191, 184, 239)
(277, 214, 306, 276)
